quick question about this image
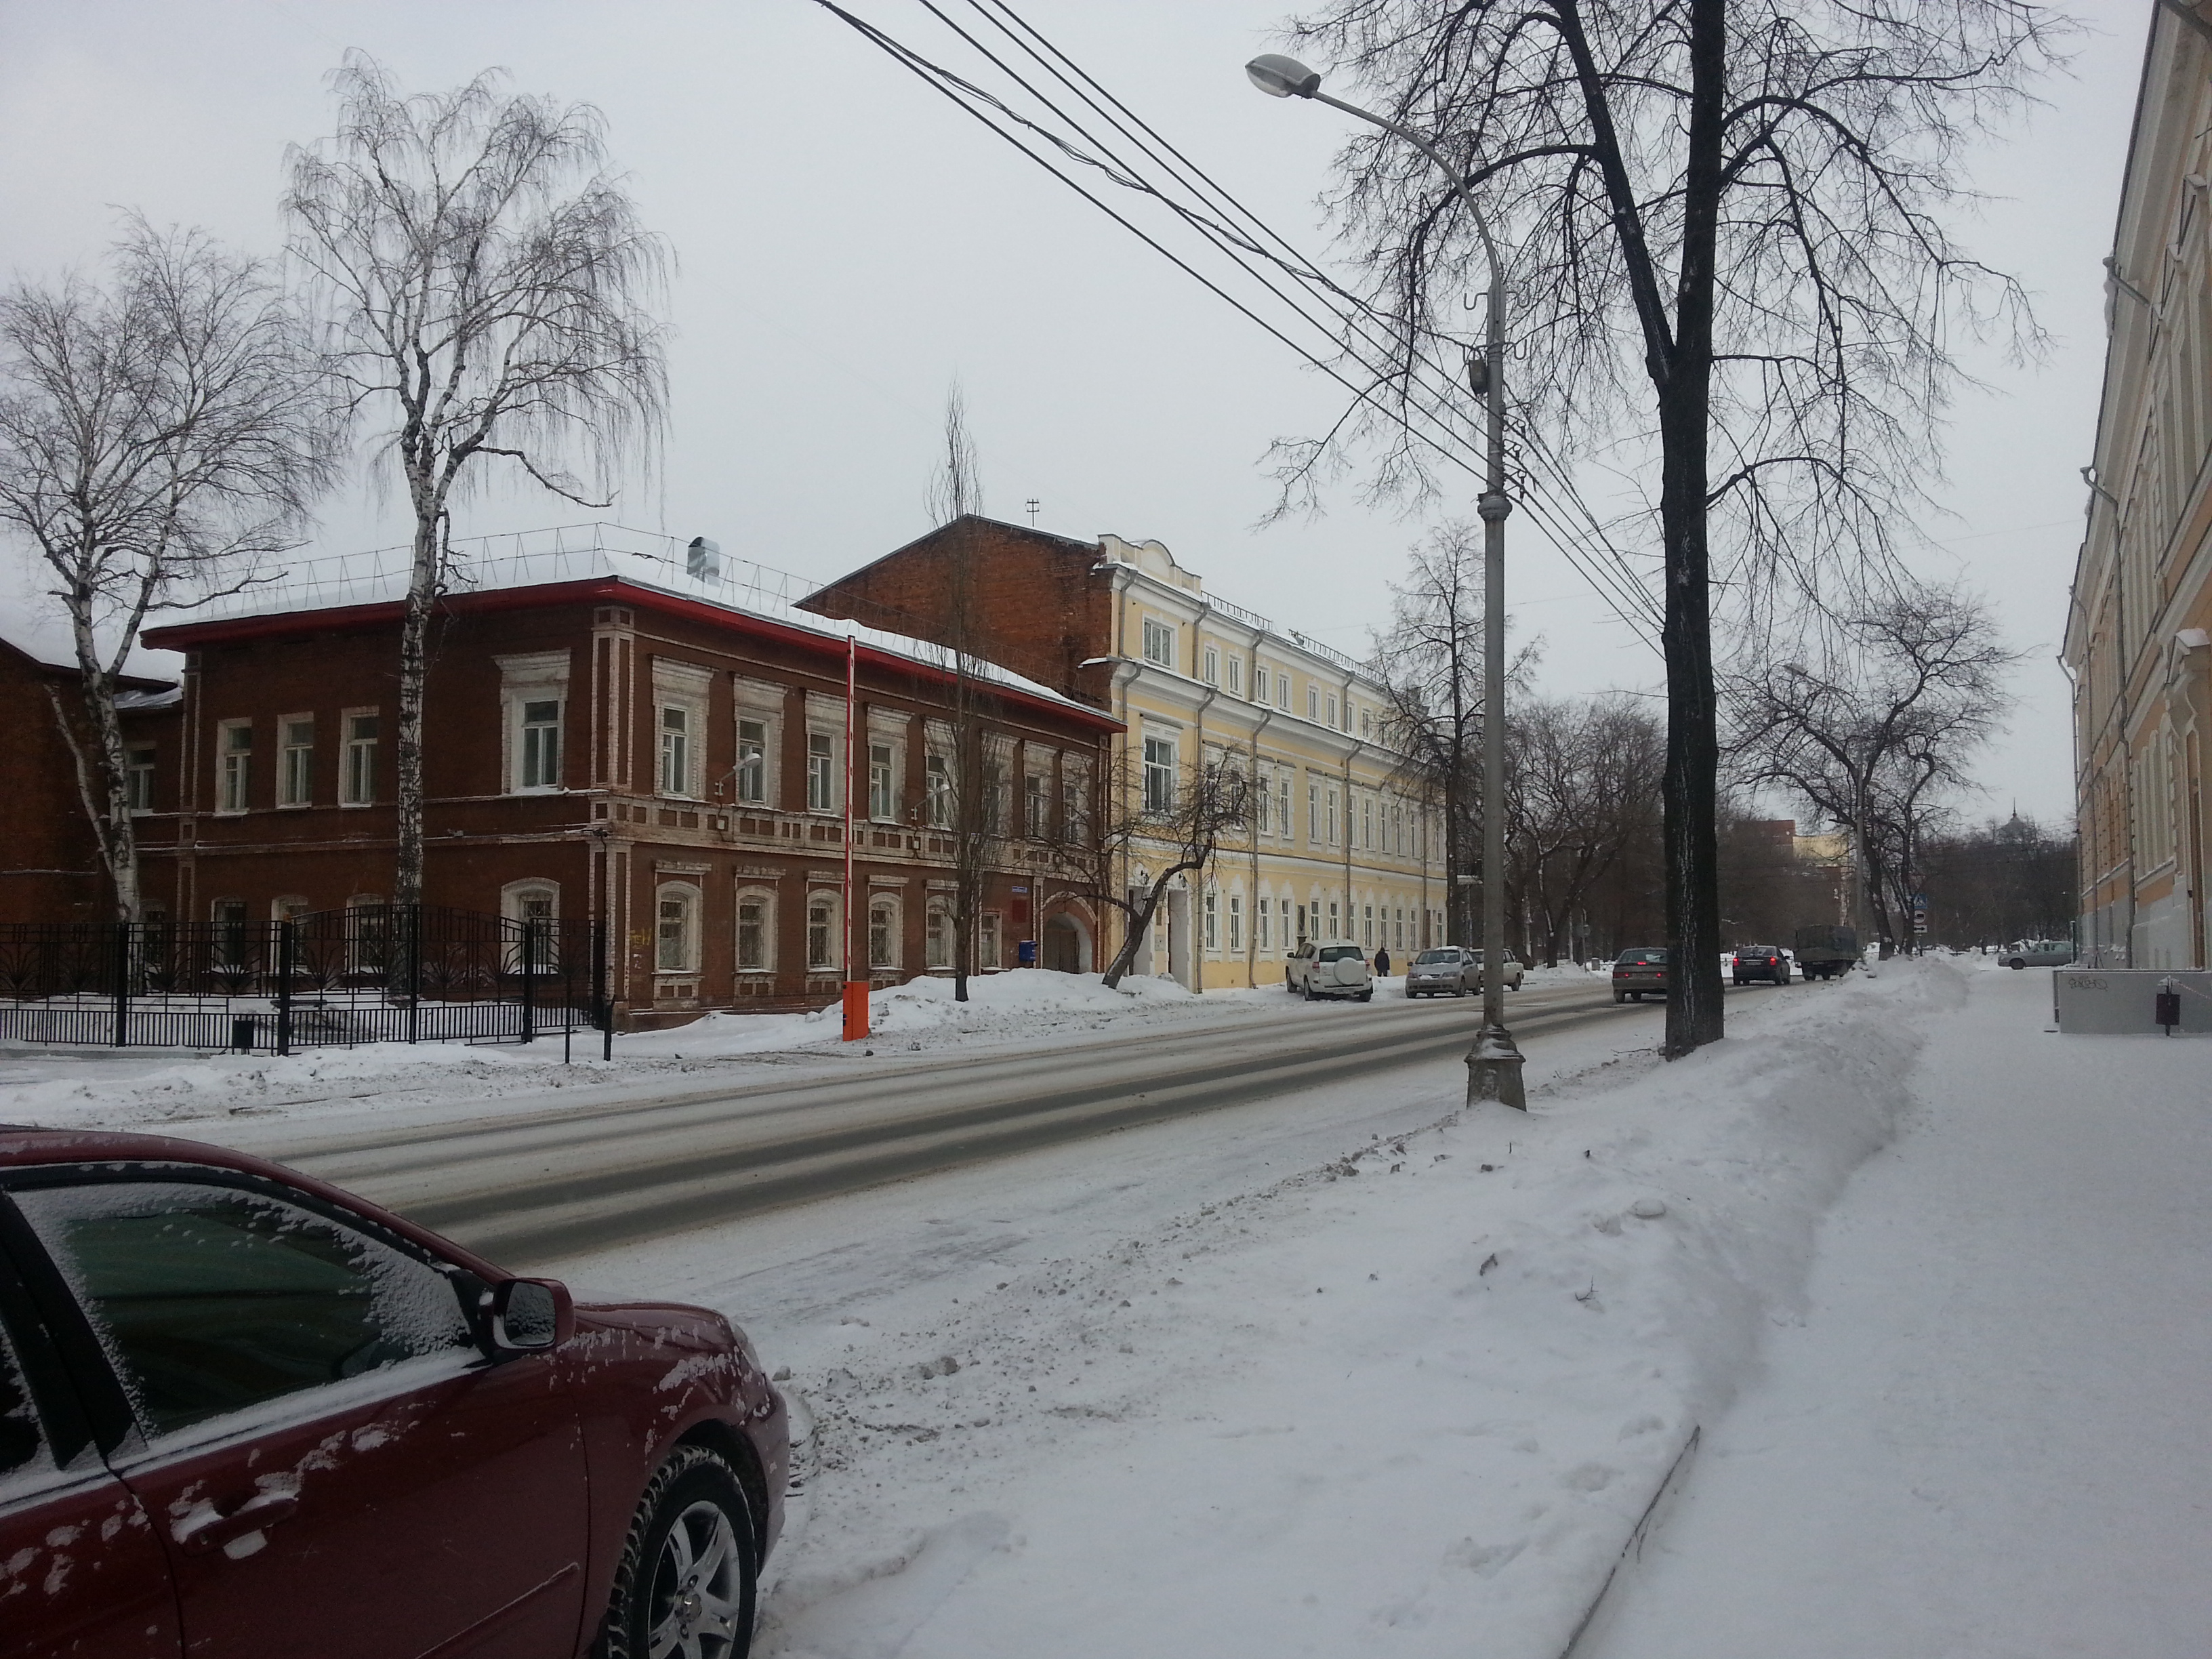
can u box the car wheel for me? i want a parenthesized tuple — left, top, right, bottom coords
(2008, 958, 2026, 970)
(598, 1445, 757, 1659)
(1613, 990, 1626, 1004)
(1357, 989, 1374, 1002)
(1301, 979, 1314, 1000)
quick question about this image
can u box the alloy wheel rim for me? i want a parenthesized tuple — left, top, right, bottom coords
(645, 1500, 745, 1659)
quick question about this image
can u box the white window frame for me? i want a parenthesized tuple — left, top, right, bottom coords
(1229, 892, 1244, 954)
(1141, 616, 1176, 668)
(979, 910, 1003, 972)
(498, 651, 571, 798)
(216, 720, 252, 814)
(516, 698, 563, 793)
(1204, 887, 1219, 953)
(735, 888, 777, 973)
(654, 882, 701, 975)
(869, 894, 901, 969)
(735, 718, 771, 805)
(278, 716, 313, 808)
(340, 709, 379, 807)
(1025, 769, 1049, 839)
(501, 880, 559, 972)
(924, 750, 952, 827)
(1308, 685, 1320, 720)
(1227, 655, 1242, 696)
(869, 741, 897, 823)
(1277, 675, 1291, 712)
(1253, 666, 1269, 703)
(926, 901, 953, 969)
(125, 746, 157, 815)
(1143, 735, 1176, 815)
(1202, 644, 1219, 685)
(806, 890, 841, 971)
(731, 679, 785, 810)
(1256, 896, 1271, 951)
(806, 731, 840, 815)
(659, 705, 697, 799)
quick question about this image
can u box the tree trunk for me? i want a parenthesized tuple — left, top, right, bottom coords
(393, 514, 436, 910)
(1660, 0, 1729, 1059)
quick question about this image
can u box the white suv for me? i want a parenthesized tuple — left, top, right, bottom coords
(1285, 940, 1375, 1002)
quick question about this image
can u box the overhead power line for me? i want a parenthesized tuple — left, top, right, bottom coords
(810, 0, 1664, 644)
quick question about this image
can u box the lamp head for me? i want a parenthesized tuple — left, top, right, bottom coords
(1246, 54, 1321, 98)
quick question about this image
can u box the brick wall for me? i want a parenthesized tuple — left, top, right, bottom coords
(799, 516, 1116, 706)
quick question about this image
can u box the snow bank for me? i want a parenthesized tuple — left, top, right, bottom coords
(749, 964, 1959, 1659)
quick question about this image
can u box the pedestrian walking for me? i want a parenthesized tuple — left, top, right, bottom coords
(1374, 946, 1391, 979)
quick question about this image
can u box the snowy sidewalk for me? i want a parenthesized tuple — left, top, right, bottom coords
(1580, 966, 2212, 1658)
(544, 960, 1956, 1658)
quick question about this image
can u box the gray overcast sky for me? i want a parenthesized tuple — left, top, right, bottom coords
(0, 1, 2149, 827)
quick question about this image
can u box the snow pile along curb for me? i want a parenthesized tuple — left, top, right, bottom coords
(749, 963, 1959, 1659)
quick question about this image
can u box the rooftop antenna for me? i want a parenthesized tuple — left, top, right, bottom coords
(1025, 497, 1041, 528)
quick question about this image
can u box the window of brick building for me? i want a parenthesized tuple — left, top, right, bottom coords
(279, 718, 313, 808)
(736, 719, 769, 804)
(807, 733, 836, 813)
(660, 707, 694, 798)
(655, 884, 700, 974)
(926, 903, 952, 969)
(341, 714, 378, 806)
(869, 897, 899, 968)
(736, 890, 775, 972)
(518, 701, 561, 791)
(869, 743, 896, 822)
(1025, 771, 1048, 838)
(217, 721, 252, 813)
(125, 747, 156, 814)
(979, 911, 1002, 971)
(807, 893, 839, 970)
(925, 752, 951, 827)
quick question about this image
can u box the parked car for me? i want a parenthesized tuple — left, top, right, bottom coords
(2003, 939, 2076, 968)
(1732, 945, 1790, 985)
(0, 1126, 786, 1659)
(1404, 947, 1525, 997)
(1612, 947, 1668, 1002)
(1286, 940, 1375, 1001)
(1406, 946, 1476, 998)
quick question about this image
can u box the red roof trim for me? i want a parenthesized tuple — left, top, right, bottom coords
(142, 577, 1122, 733)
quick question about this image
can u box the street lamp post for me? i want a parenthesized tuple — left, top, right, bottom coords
(1246, 54, 1524, 1109)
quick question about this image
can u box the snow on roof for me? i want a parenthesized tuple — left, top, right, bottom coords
(170, 522, 1105, 719)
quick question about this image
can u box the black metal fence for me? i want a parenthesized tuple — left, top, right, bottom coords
(0, 907, 608, 1054)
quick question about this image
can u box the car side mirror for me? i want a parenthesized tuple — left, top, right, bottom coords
(486, 1277, 574, 1355)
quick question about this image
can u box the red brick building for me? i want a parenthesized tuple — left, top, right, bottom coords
(109, 525, 1116, 1026)
(0, 628, 179, 923)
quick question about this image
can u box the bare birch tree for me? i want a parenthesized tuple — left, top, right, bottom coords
(1269, 0, 2063, 1052)
(0, 220, 335, 920)
(284, 52, 668, 907)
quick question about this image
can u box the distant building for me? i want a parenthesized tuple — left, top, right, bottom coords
(2064, 3, 2212, 968)
(804, 517, 1446, 988)
(111, 523, 1118, 1025)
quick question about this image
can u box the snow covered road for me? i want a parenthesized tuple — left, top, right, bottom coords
(1575, 965, 2212, 1658)
(200, 976, 1660, 1263)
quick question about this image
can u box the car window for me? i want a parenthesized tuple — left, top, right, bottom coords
(1413, 950, 1454, 965)
(1318, 945, 1361, 962)
(12, 1179, 473, 1440)
(0, 1321, 45, 1483)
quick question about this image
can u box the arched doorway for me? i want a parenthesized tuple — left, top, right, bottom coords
(1042, 912, 1090, 974)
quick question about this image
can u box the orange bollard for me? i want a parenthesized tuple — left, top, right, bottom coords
(842, 980, 870, 1042)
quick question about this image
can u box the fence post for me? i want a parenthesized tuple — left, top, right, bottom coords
(518, 920, 536, 1044)
(112, 921, 129, 1048)
(595, 918, 613, 1062)
(276, 920, 294, 1057)
(405, 904, 421, 1045)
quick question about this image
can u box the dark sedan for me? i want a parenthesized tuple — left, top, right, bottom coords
(1612, 947, 1669, 1002)
(0, 1126, 785, 1659)
(1732, 945, 1790, 985)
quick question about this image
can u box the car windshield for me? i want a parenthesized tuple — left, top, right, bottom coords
(1318, 945, 1361, 962)
(1618, 950, 1667, 964)
(1414, 950, 1456, 965)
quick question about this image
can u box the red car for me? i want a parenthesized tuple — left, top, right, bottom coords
(0, 1127, 785, 1659)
